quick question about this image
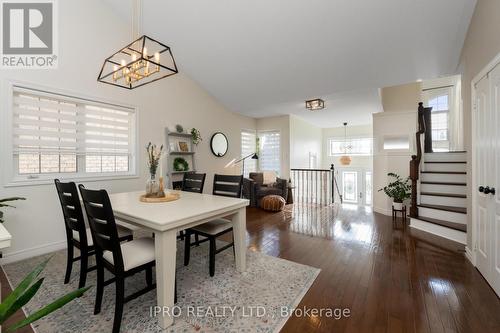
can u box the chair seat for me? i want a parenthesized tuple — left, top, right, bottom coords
(73, 226, 133, 246)
(103, 237, 155, 271)
(192, 218, 233, 235)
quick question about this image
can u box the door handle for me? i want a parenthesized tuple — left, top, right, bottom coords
(479, 186, 484, 193)
(484, 186, 491, 195)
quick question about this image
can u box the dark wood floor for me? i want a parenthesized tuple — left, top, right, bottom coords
(2, 203, 500, 332)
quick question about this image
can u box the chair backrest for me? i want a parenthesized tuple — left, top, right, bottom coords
(54, 179, 88, 245)
(249, 172, 263, 185)
(182, 172, 206, 193)
(78, 185, 125, 270)
(213, 174, 243, 198)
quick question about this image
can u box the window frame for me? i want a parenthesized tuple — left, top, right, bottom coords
(257, 129, 281, 176)
(240, 128, 258, 177)
(328, 136, 373, 157)
(2, 80, 139, 187)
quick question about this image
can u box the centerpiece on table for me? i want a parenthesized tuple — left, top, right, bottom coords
(145, 142, 165, 198)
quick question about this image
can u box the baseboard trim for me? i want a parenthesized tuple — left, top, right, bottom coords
(373, 206, 392, 216)
(465, 246, 475, 265)
(0, 240, 66, 264)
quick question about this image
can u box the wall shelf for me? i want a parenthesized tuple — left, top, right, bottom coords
(169, 151, 195, 155)
(164, 128, 196, 188)
(167, 132, 192, 138)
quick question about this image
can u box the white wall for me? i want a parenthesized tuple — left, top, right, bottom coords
(0, 0, 256, 263)
(289, 116, 322, 169)
(256, 115, 290, 179)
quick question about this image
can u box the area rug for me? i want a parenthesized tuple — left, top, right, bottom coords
(2, 240, 320, 333)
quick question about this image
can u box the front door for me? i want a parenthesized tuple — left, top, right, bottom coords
(338, 168, 372, 206)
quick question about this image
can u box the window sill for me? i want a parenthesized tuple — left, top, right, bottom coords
(4, 174, 140, 188)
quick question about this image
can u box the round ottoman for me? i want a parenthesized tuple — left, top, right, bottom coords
(261, 195, 286, 212)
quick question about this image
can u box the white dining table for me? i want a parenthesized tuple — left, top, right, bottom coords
(108, 190, 249, 328)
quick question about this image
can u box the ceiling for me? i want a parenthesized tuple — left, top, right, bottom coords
(103, 0, 476, 127)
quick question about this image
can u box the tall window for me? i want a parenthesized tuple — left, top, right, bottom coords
(241, 129, 257, 177)
(329, 137, 373, 156)
(425, 87, 451, 151)
(258, 130, 280, 175)
(11, 86, 136, 182)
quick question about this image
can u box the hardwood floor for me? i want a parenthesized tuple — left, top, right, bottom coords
(240, 203, 500, 333)
(2, 203, 500, 332)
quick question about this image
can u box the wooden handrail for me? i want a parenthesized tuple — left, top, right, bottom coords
(290, 164, 342, 205)
(409, 102, 432, 217)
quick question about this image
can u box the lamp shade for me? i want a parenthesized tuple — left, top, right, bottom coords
(98, 35, 178, 89)
(339, 155, 352, 166)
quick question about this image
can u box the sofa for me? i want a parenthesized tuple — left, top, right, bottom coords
(243, 171, 288, 207)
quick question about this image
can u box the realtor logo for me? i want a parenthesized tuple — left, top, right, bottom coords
(1, 0, 57, 68)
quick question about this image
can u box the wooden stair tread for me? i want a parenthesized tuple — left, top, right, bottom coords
(421, 171, 466, 174)
(409, 215, 467, 232)
(420, 192, 467, 198)
(417, 204, 467, 214)
(426, 151, 467, 153)
(421, 181, 466, 186)
(424, 161, 466, 164)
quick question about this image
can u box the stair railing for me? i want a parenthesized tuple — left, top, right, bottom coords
(290, 164, 342, 205)
(409, 102, 432, 217)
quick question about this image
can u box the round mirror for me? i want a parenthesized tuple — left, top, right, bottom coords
(210, 132, 228, 157)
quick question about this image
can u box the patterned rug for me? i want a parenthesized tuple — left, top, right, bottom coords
(2, 240, 320, 333)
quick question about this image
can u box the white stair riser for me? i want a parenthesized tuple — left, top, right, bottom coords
(420, 183, 467, 195)
(410, 218, 466, 244)
(424, 153, 467, 162)
(418, 207, 467, 224)
(420, 173, 466, 183)
(424, 163, 467, 172)
(420, 195, 467, 207)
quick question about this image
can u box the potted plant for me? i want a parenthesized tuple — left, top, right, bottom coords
(378, 172, 411, 210)
(190, 128, 202, 145)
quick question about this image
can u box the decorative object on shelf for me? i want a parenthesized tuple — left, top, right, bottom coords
(173, 157, 189, 171)
(178, 141, 189, 152)
(191, 128, 202, 145)
(210, 132, 228, 157)
(378, 172, 411, 210)
(305, 98, 325, 111)
(0, 197, 25, 223)
(339, 122, 352, 166)
(0, 257, 89, 332)
(169, 142, 177, 152)
(225, 153, 258, 176)
(175, 124, 184, 133)
(145, 142, 163, 197)
(97, 0, 178, 89)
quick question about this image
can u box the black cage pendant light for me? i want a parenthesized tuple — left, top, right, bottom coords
(97, 0, 178, 89)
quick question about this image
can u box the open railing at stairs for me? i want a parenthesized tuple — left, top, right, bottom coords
(291, 164, 342, 205)
(409, 102, 433, 217)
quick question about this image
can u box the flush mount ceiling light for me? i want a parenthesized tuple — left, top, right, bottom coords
(305, 98, 325, 111)
(97, 0, 178, 89)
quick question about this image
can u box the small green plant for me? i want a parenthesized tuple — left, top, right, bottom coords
(378, 172, 411, 203)
(175, 124, 184, 133)
(0, 257, 90, 332)
(146, 142, 163, 177)
(190, 128, 202, 145)
(0, 197, 25, 223)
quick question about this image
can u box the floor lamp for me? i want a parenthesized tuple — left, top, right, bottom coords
(225, 153, 258, 176)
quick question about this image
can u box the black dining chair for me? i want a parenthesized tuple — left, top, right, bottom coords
(184, 174, 243, 276)
(78, 185, 161, 333)
(178, 172, 207, 242)
(54, 179, 133, 288)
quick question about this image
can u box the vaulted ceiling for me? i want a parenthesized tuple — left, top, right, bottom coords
(103, 0, 476, 127)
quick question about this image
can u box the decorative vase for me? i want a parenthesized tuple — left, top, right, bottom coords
(393, 202, 403, 210)
(146, 173, 160, 197)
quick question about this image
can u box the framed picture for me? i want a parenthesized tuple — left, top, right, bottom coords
(178, 141, 189, 152)
(169, 142, 177, 152)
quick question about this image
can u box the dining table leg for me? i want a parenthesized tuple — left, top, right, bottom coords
(154, 229, 177, 328)
(232, 207, 247, 272)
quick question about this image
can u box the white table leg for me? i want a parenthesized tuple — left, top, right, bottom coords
(154, 229, 177, 328)
(232, 207, 247, 272)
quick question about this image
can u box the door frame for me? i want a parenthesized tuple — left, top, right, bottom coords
(470, 50, 500, 267)
(337, 167, 373, 206)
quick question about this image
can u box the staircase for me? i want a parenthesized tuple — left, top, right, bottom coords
(409, 151, 467, 245)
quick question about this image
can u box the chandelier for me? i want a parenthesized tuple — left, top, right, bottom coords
(305, 98, 325, 111)
(97, 0, 178, 89)
(98, 35, 178, 89)
(340, 122, 352, 166)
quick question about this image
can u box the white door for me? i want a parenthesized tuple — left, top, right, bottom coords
(474, 64, 500, 296)
(339, 168, 372, 205)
